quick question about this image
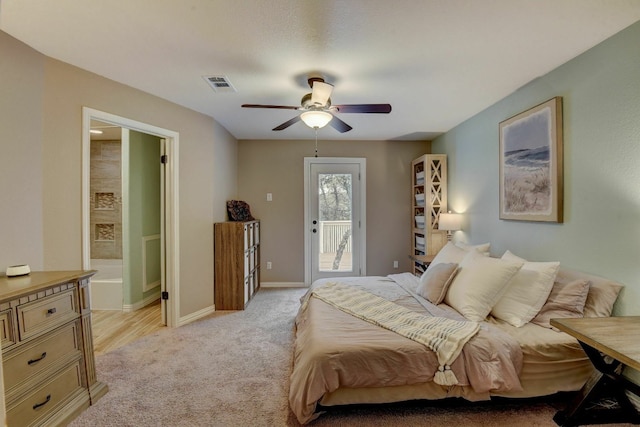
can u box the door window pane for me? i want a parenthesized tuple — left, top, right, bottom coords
(318, 173, 352, 272)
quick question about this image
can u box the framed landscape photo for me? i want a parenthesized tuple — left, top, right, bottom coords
(499, 97, 563, 222)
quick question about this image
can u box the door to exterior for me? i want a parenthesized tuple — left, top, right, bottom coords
(304, 157, 366, 285)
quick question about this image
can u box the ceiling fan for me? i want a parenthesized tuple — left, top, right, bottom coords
(242, 77, 392, 133)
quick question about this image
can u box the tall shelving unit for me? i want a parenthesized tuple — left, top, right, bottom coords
(411, 154, 447, 276)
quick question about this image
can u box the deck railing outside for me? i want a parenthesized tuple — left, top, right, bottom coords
(319, 220, 352, 253)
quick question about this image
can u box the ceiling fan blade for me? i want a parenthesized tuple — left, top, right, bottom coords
(272, 115, 302, 131)
(329, 116, 353, 133)
(311, 81, 334, 107)
(242, 104, 300, 110)
(334, 104, 392, 114)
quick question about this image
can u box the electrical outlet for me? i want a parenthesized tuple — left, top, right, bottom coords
(266, 261, 272, 270)
(266, 193, 273, 201)
(393, 260, 399, 269)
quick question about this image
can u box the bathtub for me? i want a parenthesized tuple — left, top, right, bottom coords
(90, 259, 123, 310)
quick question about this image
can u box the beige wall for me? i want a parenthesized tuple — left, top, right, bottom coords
(238, 139, 428, 283)
(0, 30, 238, 321)
(0, 31, 45, 270)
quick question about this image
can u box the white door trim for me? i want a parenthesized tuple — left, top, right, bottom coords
(81, 107, 180, 327)
(304, 157, 366, 286)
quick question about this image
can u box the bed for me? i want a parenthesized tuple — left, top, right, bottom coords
(289, 243, 624, 424)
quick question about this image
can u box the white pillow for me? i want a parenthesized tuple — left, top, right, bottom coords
(455, 242, 491, 255)
(425, 241, 490, 274)
(444, 250, 523, 321)
(424, 242, 468, 273)
(491, 250, 560, 327)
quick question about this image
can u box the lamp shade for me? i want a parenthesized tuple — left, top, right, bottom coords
(438, 212, 462, 231)
(300, 110, 333, 129)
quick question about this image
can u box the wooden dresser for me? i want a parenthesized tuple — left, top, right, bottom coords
(214, 220, 260, 310)
(0, 271, 108, 426)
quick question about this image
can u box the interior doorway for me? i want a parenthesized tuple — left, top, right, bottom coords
(82, 107, 180, 328)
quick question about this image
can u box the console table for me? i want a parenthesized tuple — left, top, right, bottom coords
(551, 316, 640, 426)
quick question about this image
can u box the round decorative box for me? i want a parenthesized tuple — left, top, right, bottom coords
(6, 264, 31, 277)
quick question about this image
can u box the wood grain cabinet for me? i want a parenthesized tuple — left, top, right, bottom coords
(411, 154, 447, 276)
(0, 271, 108, 427)
(214, 220, 261, 310)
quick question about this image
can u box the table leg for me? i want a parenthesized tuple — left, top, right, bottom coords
(554, 342, 640, 426)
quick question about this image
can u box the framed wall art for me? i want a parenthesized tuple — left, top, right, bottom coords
(499, 97, 563, 222)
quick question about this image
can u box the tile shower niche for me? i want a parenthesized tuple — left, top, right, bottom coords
(90, 140, 123, 259)
(95, 192, 116, 210)
(95, 223, 115, 241)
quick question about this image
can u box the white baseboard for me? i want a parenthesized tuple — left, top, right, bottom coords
(260, 282, 306, 288)
(122, 292, 160, 312)
(172, 283, 304, 327)
(178, 305, 216, 327)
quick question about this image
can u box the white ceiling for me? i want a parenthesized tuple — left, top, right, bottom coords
(2, 1, 640, 141)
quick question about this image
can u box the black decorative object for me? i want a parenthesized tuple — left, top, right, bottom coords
(226, 200, 254, 221)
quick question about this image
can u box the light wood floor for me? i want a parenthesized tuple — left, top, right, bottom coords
(91, 300, 165, 356)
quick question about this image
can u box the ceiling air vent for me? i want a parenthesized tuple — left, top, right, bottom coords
(203, 75, 237, 93)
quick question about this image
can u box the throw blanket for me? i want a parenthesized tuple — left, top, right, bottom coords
(306, 282, 480, 386)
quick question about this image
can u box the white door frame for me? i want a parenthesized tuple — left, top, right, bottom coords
(304, 157, 366, 285)
(81, 107, 180, 327)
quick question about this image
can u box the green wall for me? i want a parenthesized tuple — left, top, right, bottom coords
(432, 21, 640, 316)
(125, 130, 162, 306)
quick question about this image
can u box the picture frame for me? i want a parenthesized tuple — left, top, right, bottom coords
(499, 97, 563, 222)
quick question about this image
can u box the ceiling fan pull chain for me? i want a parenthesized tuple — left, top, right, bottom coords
(314, 128, 319, 157)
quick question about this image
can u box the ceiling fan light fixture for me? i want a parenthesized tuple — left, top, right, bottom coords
(300, 110, 333, 129)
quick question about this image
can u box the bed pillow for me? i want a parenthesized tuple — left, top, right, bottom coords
(424, 242, 469, 272)
(491, 250, 560, 327)
(416, 263, 459, 304)
(554, 268, 623, 318)
(531, 279, 590, 329)
(425, 241, 489, 275)
(455, 242, 491, 255)
(444, 250, 523, 321)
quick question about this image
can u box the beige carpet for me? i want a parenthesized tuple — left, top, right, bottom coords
(69, 287, 633, 427)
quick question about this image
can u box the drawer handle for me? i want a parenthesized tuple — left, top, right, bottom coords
(33, 394, 51, 410)
(27, 352, 47, 365)
(46, 307, 57, 315)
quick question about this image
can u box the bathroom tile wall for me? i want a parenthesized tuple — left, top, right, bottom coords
(90, 140, 122, 259)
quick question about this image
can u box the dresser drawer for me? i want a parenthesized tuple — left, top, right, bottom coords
(6, 359, 86, 427)
(3, 321, 82, 391)
(0, 308, 16, 350)
(17, 289, 78, 341)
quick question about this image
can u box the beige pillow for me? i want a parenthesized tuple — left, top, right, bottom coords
(425, 241, 490, 275)
(424, 242, 468, 273)
(416, 263, 459, 304)
(554, 268, 623, 318)
(531, 279, 590, 329)
(455, 242, 491, 255)
(491, 250, 560, 327)
(444, 250, 523, 321)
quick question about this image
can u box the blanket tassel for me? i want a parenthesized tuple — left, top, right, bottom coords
(434, 365, 458, 386)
